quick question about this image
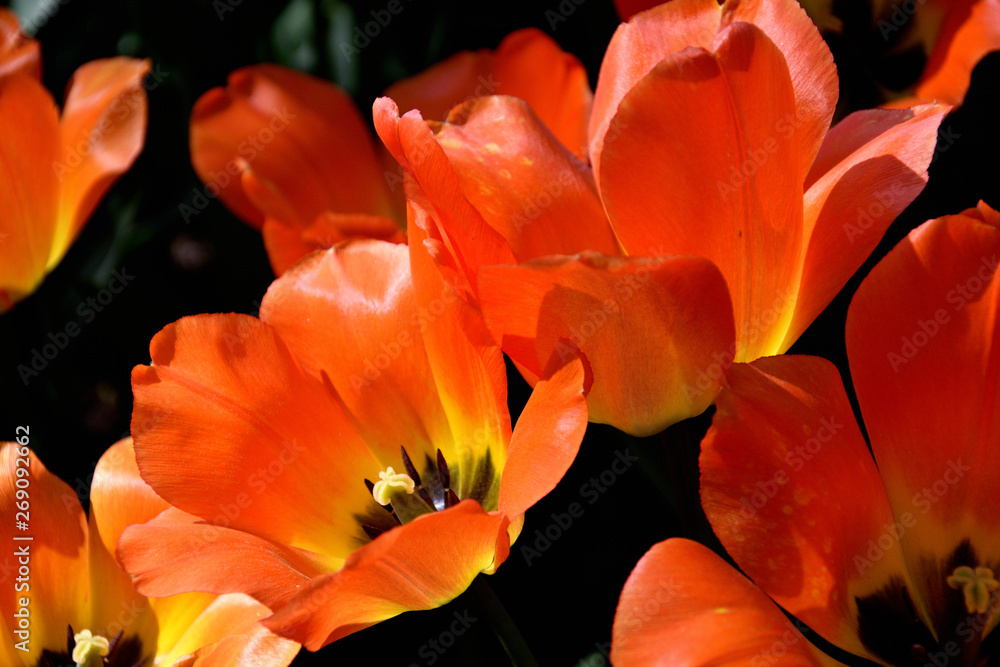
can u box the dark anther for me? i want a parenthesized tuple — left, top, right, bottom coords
(66, 624, 75, 656)
(436, 449, 451, 490)
(364, 478, 375, 494)
(446, 489, 461, 508)
(400, 446, 423, 487)
(362, 524, 386, 540)
(107, 629, 125, 657)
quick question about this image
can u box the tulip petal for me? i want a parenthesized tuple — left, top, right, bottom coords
(131, 313, 379, 558)
(611, 539, 828, 667)
(783, 103, 949, 349)
(373, 97, 516, 300)
(54, 57, 149, 268)
(0, 8, 40, 81)
(0, 74, 59, 312)
(385, 28, 591, 157)
(478, 252, 735, 436)
(431, 95, 619, 260)
(259, 241, 454, 467)
(912, 0, 1000, 107)
(591, 0, 836, 179)
(262, 500, 508, 650)
(0, 444, 88, 660)
(87, 439, 167, 645)
(172, 602, 300, 667)
(498, 348, 589, 519)
(599, 23, 804, 361)
(119, 508, 329, 612)
(190, 64, 396, 231)
(260, 211, 405, 276)
(846, 206, 1000, 626)
(701, 356, 915, 660)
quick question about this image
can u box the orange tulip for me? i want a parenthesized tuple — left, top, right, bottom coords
(0, 9, 149, 313)
(0, 438, 300, 666)
(116, 211, 589, 651)
(374, 0, 948, 437)
(613, 202, 1000, 665)
(188, 27, 592, 275)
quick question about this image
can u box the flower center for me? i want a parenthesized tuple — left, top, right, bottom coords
(37, 624, 144, 667)
(947, 565, 1000, 614)
(361, 447, 460, 538)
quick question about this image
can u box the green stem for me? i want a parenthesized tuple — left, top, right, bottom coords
(469, 577, 539, 667)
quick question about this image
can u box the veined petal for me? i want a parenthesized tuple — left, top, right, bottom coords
(259, 241, 453, 468)
(600, 23, 804, 362)
(0, 8, 40, 81)
(407, 207, 510, 503)
(431, 95, 619, 260)
(701, 356, 916, 661)
(611, 539, 830, 667)
(498, 348, 589, 519)
(260, 211, 405, 276)
(118, 508, 330, 611)
(478, 252, 734, 437)
(783, 104, 949, 349)
(846, 205, 1000, 632)
(385, 27, 591, 158)
(131, 313, 379, 557)
(190, 64, 396, 231)
(910, 0, 1000, 107)
(0, 444, 88, 661)
(152, 594, 299, 667)
(591, 0, 836, 179)
(262, 500, 508, 650)
(87, 439, 167, 646)
(373, 97, 516, 301)
(0, 73, 59, 312)
(53, 57, 149, 269)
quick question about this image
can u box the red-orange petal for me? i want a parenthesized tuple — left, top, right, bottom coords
(846, 205, 1000, 615)
(175, 611, 300, 667)
(190, 64, 396, 231)
(912, 0, 1000, 107)
(0, 8, 40, 82)
(431, 95, 619, 260)
(262, 500, 508, 650)
(373, 97, 516, 299)
(54, 57, 149, 266)
(478, 252, 735, 437)
(385, 28, 591, 158)
(599, 23, 804, 361)
(259, 241, 454, 466)
(0, 73, 59, 312)
(783, 103, 949, 349)
(260, 211, 405, 276)
(591, 0, 837, 179)
(611, 539, 829, 667)
(701, 356, 913, 659)
(118, 508, 328, 610)
(0, 443, 89, 659)
(131, 313, 378, 558)
(497, 347, 589, 519)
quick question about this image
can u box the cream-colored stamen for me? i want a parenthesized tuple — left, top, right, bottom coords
(947, 565, 1000, 614)
(72, 629, 110, 667)
(372, 467, 416, 506)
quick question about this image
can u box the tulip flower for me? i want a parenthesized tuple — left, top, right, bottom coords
(0, 438, 300, 666)
(374, 0, 948, 437)
(188, 27, 592, 275)
(0, 9, 149, 314)
(612, 201, 1000, 665)
(116, 207, 589, 651)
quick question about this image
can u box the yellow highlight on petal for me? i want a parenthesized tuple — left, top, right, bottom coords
(72, 629, 110, 667)
(947, 565, 1000, 614)
(372, 467, 415, 506)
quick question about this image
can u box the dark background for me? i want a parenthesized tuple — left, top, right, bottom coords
(0, 0, 997, 664)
